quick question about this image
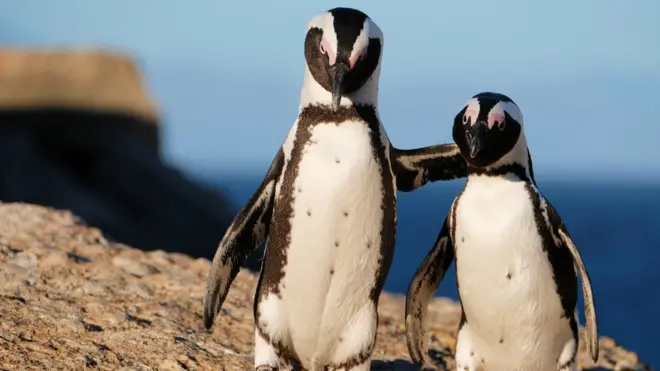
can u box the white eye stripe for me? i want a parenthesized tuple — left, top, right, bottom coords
(462, 100, 480, 125)
(487, 111, 506, 130)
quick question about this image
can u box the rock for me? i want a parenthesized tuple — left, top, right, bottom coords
(0, 48, 243, 266)
(0, 203, 652, 370)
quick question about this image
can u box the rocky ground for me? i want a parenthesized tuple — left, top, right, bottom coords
(0, 203, 652, 371)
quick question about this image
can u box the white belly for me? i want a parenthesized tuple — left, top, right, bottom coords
(454, 175, 572, 369)
(282, 120, 389, 362)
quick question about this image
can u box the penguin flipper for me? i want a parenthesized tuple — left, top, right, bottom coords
(557, 227, 599, 362)
(546, 202, 599, 363)
(405, 216, 455, 368)
(391, 144, 467, 192)
(202, 149, 285, 329)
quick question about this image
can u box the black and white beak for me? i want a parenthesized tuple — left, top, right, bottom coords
(330, 62, 349, 112)
(467, 121, 488, 159)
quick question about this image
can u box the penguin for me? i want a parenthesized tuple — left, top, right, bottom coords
(203, 7, 467, 371)
(404, 92, 599, 371)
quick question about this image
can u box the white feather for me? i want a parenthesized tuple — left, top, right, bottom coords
(279, 119, 386, 368)
(454, 173, 575, 371)
(255, 10, 388, 370)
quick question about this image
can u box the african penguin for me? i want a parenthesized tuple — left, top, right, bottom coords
(203, 7, 468, 371)
(405, 92, 599, 371)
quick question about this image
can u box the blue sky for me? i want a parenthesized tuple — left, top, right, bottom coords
(2, 0, 659, 181)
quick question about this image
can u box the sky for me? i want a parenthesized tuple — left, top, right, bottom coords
(2, 0, 659, 181)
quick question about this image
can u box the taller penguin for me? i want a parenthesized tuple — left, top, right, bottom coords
(405, 92, 599, 371)
(204, 7, 467, 371)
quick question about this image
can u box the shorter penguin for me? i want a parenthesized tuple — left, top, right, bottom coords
(405, 92, 599, 371)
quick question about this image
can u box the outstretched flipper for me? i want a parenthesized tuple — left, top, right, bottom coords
(405, 216, 455, 368)
(203, 149, 285, 329)
(546, 202, 599, 362)
(392, 144, 467, 192)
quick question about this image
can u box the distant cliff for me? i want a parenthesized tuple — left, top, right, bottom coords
(0, 203, 652, 370)
(0, 49, 261, 265)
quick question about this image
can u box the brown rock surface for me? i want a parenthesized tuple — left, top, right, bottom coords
(0, 203, 652, 371)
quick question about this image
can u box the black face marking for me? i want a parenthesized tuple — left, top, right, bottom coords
(499, 337, 504, 344)
(471, 91, 515, 103)
(506, 272, 512, 279)
(343, 211, 348, 217)
(329, 7, 367, 48)
(304, 8, 382, 97)
(453, 92, 522, 169)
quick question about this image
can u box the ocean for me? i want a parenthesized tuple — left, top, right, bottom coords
(209, 175, 659, 367)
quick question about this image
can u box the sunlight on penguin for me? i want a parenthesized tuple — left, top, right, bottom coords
(203, 6, 469, 371)
(405, 92, 598, 371)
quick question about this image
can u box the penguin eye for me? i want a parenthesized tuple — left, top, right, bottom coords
(319, 41, 327, 54)
(488, 112, 506, 131)
(463, 108, 477, 126)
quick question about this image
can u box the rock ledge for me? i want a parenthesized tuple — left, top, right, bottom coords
(0, 203, 651, 370)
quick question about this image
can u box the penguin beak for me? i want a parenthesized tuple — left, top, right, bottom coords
(330, 62, 349, 112)
(468, 121, 488, 159)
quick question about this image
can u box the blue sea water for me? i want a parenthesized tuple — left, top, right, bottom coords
(209, 174, 659, 367)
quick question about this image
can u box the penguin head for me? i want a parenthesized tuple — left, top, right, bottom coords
(302, 7, 383, 111)
(453, 92, 525, 168)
